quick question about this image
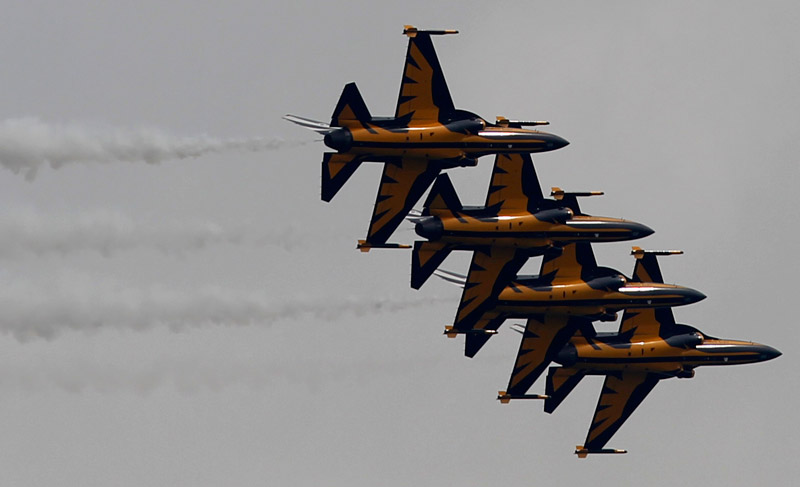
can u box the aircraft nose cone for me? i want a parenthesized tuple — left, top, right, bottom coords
(681, 287, 706, 305)
(540, 132, 570, 151)
(627, 221, 654, 240)
(759, 345, 782, 361)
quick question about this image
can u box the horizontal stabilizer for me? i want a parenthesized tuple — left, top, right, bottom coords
(321, 152, 363, 202)
(357, 240, 411, 253)
(411, 241, 455, 289)
(403, 25, 458, 37)
(495, 116, 549, 127)
(282, 114, 334, 134)
(497, 391, 549, 404)
(433, 268, 467, 288)
(575, 447, 627, 458)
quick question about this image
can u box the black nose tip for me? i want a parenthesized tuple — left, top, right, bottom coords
(761, 346, 782, 361)
(540, 132, 569, 151)
(683, 288, 706, 304)
(550, 134, 569, 150)
(634, 223, 655, 239)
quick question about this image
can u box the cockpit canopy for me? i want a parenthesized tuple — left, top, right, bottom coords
(665, 331, 704, 349)
(591, 275, 626, 291)
(533, 207, 574, 224)
(588, 267, 626, 290)
(445, 114, 485, 134)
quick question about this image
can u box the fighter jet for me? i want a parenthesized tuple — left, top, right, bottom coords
(284, 26, 569, 249)
(523, 249, 781, 457)
(442, 243, 705, 358)
(410, 152, 653, 289)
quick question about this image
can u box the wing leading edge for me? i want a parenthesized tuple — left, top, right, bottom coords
(361, 158, 441, 248)
(579, 371, 661, 455)
(396, 27, 456, 123)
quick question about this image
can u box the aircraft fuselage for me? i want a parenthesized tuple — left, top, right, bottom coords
(324, 121, 569, 164)
(557, 333, 781, 377)
(495, 278, 705, 320)
(416, 212, 653, 251)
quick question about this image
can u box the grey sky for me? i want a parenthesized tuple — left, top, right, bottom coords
(0, 1, 797, 485)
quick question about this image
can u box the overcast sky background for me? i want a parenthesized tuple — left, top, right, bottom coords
(0, 1, 797, 485)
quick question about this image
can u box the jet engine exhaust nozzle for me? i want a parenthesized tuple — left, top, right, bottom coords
(323, 128, 353, 152)
(415, 217, 444, 241)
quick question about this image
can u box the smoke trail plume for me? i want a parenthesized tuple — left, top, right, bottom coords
(0, 210, 246, 257)
(0, 118, 305, 179)
(0, 353, 450, 395)
(0, 210, 317, 257)
(0, 278, 448, 341)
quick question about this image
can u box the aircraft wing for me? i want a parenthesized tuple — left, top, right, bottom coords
(395, 31, 455, 122)
(362, 158, 441, 247)
(463, 311, 506, 358)
(621, 247, 683, 338)
(618, 307, 677, 340)
(503, 315, 584, 397)
(581, 371, 661, 452)
(452, 246, 529, 335)
(484, 153, 544, 213)
(538, 242, 597, 283)
(544, 366, 587, 413)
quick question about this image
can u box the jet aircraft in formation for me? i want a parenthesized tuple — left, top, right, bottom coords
(285, 25, 779, 456)
(503, 249, 780, 455)
(285, 25, 567, 249)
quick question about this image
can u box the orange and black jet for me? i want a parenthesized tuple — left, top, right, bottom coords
(509, 250, 781, 457)
(442, 244, 705, 358)
(284, 26, 569, 249)
(410, 152, 653, 289)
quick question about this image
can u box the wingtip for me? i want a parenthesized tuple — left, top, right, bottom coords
(574, 446, 627, 457)
(357, 241, 412, 252)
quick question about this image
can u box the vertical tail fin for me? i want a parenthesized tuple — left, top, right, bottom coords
(411, 241, 455, 289)
(321, 153, 363, 202)
(331, 83, 372, 127)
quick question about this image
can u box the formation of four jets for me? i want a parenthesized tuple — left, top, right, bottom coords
(285, 26, 780, 457)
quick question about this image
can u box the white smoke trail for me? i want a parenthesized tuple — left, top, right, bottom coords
(0, 210, 314, 257)
(0, 278, 449, 341)
(0, 118, 306, 179)
(0, 352, 451, 395)
(0, 210, 243, 257)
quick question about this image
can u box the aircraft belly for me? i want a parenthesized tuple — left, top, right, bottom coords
(496, 301, 604, 318)
(573, 362, 680, 375)
(348, 146, 465, 160)
(439, 234, 550, 249)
